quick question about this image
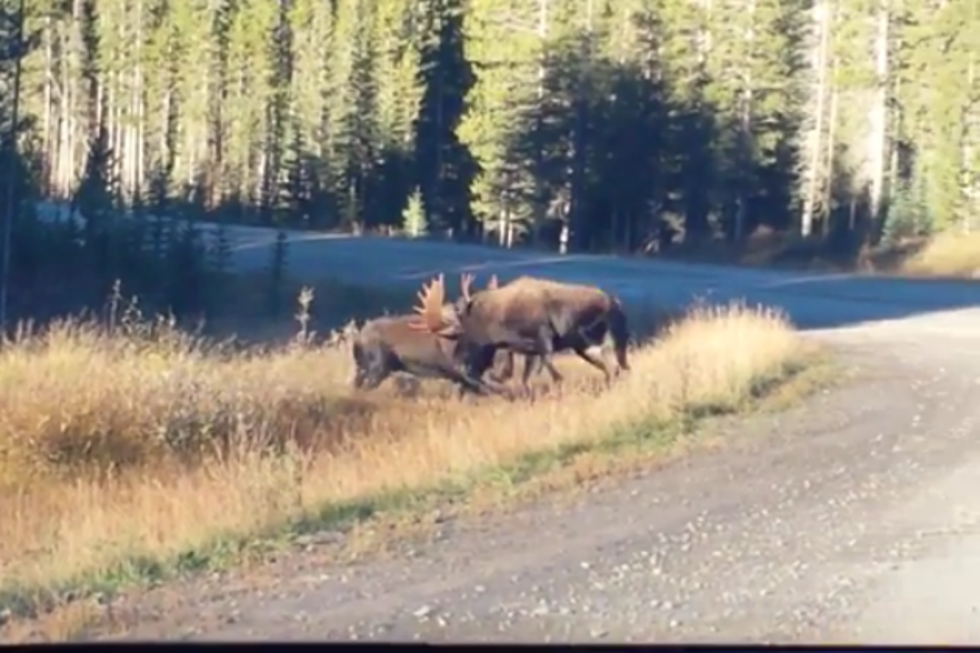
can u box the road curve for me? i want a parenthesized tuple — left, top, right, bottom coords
(38, 214, 980, 643)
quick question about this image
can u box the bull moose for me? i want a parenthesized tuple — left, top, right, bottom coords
(455, 272, 565, 387)
(349, 274, 523, 397)
(409, 272, 631, 395)
(351, 313, 508, 397)
(458, 272, 519, 385)
(448, 272, 578, 387)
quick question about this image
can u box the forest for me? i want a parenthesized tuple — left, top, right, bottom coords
(0, 0, 978, 319)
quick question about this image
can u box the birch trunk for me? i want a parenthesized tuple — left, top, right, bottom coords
(537, 0, 549, 251)
(734, 0, 756, 242)
(822, 56, 839, 237)
(961, 53, 978, 231)
(42, 16, 53, 196)
(867, 0, 890, 229)
(800, 0, 832, 238)
(133, 0, 145, 199)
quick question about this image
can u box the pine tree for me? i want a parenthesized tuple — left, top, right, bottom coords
(4, 0, 977, 270)
(401, 186, 428, 237)
(413, 0, 477, 238)
(286, 0, 337, 227)
(456, 0, 551, 248)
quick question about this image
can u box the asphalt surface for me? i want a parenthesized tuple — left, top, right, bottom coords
(30, 205, 980, 642)
(34, 199, 980, 331)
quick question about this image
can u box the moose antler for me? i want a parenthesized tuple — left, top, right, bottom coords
(410, 274, 447, 332)
(460, 272, 475, 302)
(487, 274, 499, 290)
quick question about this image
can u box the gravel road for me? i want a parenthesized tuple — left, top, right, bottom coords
(32, 209, 980, 642)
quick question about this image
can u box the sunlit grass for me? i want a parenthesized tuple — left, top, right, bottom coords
(0, 285, 808, 624)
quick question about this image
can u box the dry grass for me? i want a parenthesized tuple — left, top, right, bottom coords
(895, 231, 980, 279)
(654, 225, 980, 281)
(656, 226, 862, 273)
(0, 284, 809, 622)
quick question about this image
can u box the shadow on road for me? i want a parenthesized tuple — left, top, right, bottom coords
(224, 232, 980, 335)
(32, 202, 980, 335)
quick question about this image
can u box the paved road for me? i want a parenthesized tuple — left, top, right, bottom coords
(33, 208, 980, 643)
(35, 199, 980, 331)
(219, 222, 979, 334)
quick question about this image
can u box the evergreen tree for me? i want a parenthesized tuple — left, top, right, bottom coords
(402, 186, 428, 237)
(1, 0, 976, 278)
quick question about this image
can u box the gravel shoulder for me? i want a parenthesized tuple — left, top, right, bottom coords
(76, 325, 980, 642)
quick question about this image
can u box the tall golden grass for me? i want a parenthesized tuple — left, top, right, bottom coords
(897, 230, 980, 278)
(655, 226, 980, 280)
(0, 285, 807, 617)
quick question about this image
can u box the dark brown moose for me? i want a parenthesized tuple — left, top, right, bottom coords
(350, 274, 516, 397)
(409, 272, 631, 395)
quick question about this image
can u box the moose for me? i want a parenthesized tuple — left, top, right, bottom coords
(350, 274, 526, 397)
(351, 313, 506, 397)
(457, 272, 520, 385)
(408, 272, 631, 395)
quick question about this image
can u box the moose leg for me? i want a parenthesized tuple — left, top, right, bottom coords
(489, 350, 516, 384)
(459, 347, 515, 400)
(454, 365, 508, 399)
(454, 370, 515, 400)
(518, 354, 542, 398)
(542, 359, 563, 381)
(533, 330, 564, 390)
(569, 322, 618, 387)
(453, 371, 492, 398)
(572, 345, 615, 387)
(466, 346, 499, 383)
(539, 358, 564, 398)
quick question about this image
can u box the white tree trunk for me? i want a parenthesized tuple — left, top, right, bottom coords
(961, 53, 979, 232)
(734, 0, 756, 242)
(800, 0, 833, 237)
(867, 0, 891, 226)
(42, 16, 53, 195)
(535, 0, 548, 249)
(823, 56, 839, 236)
